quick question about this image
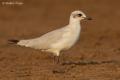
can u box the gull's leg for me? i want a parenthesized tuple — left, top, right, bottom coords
(53, 51, 60, 64)
(53, 56, 60, 64)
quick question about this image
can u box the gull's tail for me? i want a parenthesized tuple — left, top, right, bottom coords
(8, 39, 19, 44)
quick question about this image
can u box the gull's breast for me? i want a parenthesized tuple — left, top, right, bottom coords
(51, 25, 81, 50)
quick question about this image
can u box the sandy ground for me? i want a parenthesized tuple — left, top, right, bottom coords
(0, 0, 120, 80)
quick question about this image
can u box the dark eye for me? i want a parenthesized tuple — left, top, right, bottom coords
(78, 14, 82, 17)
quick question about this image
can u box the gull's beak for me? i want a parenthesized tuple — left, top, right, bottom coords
(84, 17, 92, 20)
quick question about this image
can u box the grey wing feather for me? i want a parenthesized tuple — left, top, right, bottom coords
(18, 27, 67, 49)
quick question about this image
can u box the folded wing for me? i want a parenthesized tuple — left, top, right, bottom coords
(17, 27, 67, 50)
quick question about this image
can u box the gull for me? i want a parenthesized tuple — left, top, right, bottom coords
(8, 10, 92, 63)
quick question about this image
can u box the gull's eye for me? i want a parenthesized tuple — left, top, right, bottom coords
(73, 13, 82, 18)
(78, 14, 82, 17)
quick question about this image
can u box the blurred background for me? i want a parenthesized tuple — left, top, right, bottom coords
(0, 0, 120, 80)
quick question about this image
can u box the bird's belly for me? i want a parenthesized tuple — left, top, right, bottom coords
(65, 33, 80, 49)
(51, 30, 80, 50)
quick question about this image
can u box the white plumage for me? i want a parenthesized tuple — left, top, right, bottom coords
(9, 10, 91, 57)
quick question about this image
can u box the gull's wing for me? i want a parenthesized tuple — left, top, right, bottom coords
(17, 26, 68, 49)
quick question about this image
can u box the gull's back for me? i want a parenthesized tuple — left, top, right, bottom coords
(17, 26, 68, 50)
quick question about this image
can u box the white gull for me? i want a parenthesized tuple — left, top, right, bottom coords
(8, 10, 92, 62)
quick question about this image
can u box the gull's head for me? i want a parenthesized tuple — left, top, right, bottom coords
(70, 10, 92, 23)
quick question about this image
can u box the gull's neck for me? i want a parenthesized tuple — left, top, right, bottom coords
(69, 16, 81, 25)
(69, 19, 81, 27)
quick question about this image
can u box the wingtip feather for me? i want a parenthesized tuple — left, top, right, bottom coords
(8, 39, 19, 44)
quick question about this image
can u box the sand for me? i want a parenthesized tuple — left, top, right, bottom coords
(0, 0, 120, 80)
